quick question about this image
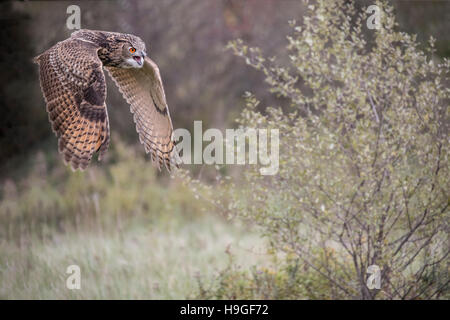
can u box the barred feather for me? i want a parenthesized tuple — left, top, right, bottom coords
(106, 56, 179, 171)
(34, 37, 109, 170)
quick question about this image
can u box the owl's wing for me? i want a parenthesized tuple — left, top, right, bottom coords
(34, 38, 110, 170)
(106, 56, 178, 171)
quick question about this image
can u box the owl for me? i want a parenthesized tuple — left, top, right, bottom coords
(34, 29, 179, 171)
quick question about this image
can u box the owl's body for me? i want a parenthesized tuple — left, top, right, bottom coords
(34, 29, 178, 171)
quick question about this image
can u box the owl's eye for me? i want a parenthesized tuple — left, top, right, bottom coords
(129, 47, 136, 54)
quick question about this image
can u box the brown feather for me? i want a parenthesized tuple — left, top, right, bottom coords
(106, 56, 179, 171)
(35, 38, 110, 171)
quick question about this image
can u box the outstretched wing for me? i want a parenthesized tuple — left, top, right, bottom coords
(35, 38, 110, 170)
(106, 56, 178, 171)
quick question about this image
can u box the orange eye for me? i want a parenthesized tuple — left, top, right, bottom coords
(129, 47, 136, 53)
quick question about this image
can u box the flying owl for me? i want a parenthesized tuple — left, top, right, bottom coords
(34, 29, 179, 171)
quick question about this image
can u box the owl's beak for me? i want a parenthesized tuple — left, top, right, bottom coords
(133, 55, 143, 66)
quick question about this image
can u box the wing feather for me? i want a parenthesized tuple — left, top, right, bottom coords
(35, 38, 110, 170)
(106, 56, 179, 171)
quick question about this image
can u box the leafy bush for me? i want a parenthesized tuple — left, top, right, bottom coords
(195, 0, 449, 299)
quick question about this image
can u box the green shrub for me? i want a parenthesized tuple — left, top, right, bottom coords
(194, 0, 449, 299)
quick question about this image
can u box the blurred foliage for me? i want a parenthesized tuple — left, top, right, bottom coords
(393, 0, 450, 57)
(191, 0, 449, 300)
(0, 137, 272, 299)
(0, 3, 49, 169)
(195, 250, 354, 299)
(0, 136, 208, 244)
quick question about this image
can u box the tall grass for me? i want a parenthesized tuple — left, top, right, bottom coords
(0, 138, 269, 299)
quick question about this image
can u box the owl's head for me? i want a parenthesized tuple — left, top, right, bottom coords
(116, 34, 147, 69)
(71, 30, 148, 68)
